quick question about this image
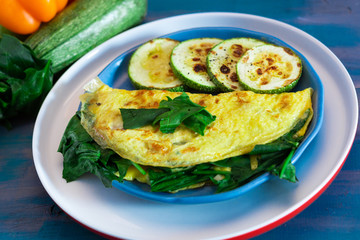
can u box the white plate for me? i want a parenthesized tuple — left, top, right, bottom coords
(32, 13, 358, 240)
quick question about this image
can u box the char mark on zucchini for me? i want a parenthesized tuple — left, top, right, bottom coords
(206, 38, 267, 92)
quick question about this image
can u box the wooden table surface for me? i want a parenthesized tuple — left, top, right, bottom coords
(1, 0, 359, 239)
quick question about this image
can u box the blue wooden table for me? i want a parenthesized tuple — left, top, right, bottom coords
(1, 0, 359, 239)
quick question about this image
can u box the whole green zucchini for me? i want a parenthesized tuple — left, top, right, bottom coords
(25, 0, 147, 73)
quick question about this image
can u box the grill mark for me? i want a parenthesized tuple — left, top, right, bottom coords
(283, 48, 294, 56)
(230, 72, 238, 82)
(231, 44, 244, 58)
(193, 64, 207, 72)
(220, 64, 230, 74)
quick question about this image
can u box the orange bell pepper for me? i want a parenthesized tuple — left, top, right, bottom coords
(0, 0, 68, 35)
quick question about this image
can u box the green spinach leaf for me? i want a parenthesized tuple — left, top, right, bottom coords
(58, 112, 132, 187)
(120, 108, 168, 129)
(270, 148, 298, 183)
(153, 93, 205, 133)
(0, 34, 53, 128)
(121, 92, 216, 135)
(148, 164, 213, 192)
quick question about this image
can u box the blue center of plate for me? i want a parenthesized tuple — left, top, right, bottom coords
(98, 27, 324, 204)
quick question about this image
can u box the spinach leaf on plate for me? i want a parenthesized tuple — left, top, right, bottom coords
(120, 108, 168, 129)
(120, 92, 216, 135)
(147, 148, 297, 193)
(58, 112, 132, 187)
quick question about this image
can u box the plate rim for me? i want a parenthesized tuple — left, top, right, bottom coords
(32, 12, 358, 240)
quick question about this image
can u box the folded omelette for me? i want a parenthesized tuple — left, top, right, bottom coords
(80, 78, 313, 168)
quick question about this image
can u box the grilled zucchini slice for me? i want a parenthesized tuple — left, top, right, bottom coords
(236, 45, 302, 93)
(206, 38, 267, 92)
(170, 38, 223, 92)
(128, 38, 185, 91)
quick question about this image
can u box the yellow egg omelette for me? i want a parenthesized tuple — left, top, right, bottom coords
(80, 77, 313, 168)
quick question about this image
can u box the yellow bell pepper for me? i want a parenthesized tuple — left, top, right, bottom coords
(0, 0, 68, 35)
